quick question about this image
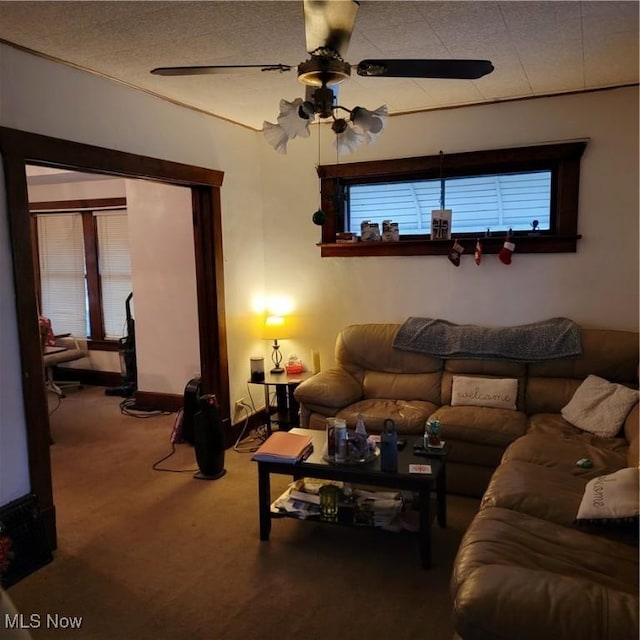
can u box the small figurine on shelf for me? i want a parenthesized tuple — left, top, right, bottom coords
(528, 219, 540, 236)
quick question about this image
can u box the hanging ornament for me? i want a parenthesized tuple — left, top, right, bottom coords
(312, 209, 326, 225)
(474, 239, 483, 265)
(498, 236, 516, 265)
(448, 240, 464, 267)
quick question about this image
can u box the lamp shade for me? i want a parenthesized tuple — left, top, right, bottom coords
(263, 315, 289, 340)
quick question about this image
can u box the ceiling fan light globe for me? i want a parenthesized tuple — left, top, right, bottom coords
(334, 126, 365, 154)
(277, 98, 313, 139)
(263, 121, 289, 154)
(331, 118, 348, 134)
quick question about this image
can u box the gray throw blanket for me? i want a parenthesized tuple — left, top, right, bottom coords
(393, 317, 582, 361)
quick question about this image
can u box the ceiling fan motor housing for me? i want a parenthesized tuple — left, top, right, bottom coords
(297, 53, 351, 88)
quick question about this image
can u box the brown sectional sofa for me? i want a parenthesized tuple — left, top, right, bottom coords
(293, 322, 639, 496)
(451, 402, 639, 640)
(293, 321, 639, 640)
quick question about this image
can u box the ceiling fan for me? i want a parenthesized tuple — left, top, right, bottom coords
(151, 0, 494, 153)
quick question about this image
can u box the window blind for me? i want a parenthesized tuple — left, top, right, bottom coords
(37, 213, 88, 337)
(347, 170, 551, 236)
(95, 211, 132, 339)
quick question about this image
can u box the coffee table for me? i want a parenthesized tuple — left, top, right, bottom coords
(255, 428, 448, 569)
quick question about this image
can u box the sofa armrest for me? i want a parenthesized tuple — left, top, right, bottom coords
(294, 368, 362, 410)
(454, 564, 639, 640)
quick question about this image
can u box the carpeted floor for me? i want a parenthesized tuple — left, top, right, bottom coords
(8, 386, 479, 640)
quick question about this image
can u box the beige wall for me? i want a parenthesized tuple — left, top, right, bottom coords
(0, 41, 638, 502)
(259, 86, 639, 371)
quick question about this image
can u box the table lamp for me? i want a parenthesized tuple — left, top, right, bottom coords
(263, 315, 289, 373)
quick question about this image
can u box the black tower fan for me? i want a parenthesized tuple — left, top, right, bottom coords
(192, 393, 226, 480)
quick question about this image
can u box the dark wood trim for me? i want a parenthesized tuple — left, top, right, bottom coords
(81, 212, 105, 339)
(0, 126, 228, 551)
(0, 126, 223, 188)
(1, 151, 56, 549)
(29, 197, 126, 212)
(318, 141, 587, 250)
(54, 367, 122, 388)
(317, 142, 587, 180)
(192, 186, 231, 420)
(86, 339, 120, 352)
(320, 234, 581, 257)
(134, 390, 183, 413)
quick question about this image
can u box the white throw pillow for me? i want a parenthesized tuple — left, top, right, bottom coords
(451, 376, 518, 410)
(576, 467, 639, 524)
(561, 375, 638, 437)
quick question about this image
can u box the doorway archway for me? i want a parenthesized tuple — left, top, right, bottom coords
(0, 126, 230, 547)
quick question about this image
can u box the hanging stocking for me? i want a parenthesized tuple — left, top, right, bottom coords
(448, 240, 464, 266)
(498, 238, 516, 265)
(474, 239, 483, 265)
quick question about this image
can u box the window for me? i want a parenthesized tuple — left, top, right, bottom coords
(37, 213, 87, 337)
(317, 142, 586, 257)
(347, 171, 552, 235)
(31, 198, 132, 343)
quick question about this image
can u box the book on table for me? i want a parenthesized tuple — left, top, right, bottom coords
(252, 431, 314, 463)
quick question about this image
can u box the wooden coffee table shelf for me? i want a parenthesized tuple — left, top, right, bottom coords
(255, 428, 448, 569)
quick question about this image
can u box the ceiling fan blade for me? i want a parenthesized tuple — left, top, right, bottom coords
(151, 64, 292, 76)
(303, 0, 359, 58)
(356, 59, 494, 80)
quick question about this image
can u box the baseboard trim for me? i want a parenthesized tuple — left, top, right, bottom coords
(134, 390, 183, 413)
(54, 367, 122, 388)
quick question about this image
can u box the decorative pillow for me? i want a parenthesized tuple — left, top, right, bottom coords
(576, 467, 639, 525)
(561, 374, 638, 437)
(451, 376, 518, 410)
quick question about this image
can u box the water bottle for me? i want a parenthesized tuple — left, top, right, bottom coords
(380, 418, 398, 472)
(334, 419, 348, 463)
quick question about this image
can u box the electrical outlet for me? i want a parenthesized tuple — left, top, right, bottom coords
(235, 398, 246, 411)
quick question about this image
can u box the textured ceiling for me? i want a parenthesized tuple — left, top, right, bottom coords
(1, 1, 638, 131)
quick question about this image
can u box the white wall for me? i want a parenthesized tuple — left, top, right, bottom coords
(0, 42, 638, 504)
(125, 179, 200, 394)
(0, 44, 266, 502)
(260, 86, 639, 369)
(0, 156, 31, 504)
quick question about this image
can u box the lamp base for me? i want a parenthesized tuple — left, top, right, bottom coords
(270, 366, 284, 374)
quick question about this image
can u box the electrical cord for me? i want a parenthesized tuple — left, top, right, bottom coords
(151, 443, 199, 473)
(119, 397, 173, 418)
(233, 401, 267, 453)
(47, 391, 62, 416)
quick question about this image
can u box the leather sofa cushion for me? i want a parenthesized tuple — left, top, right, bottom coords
(452, 507, 639, 640)
(362, 370, 441, 404)
(336, 323, 443, 375)
(525, 376, 582, 414)
(335, 399, 437, 434)
(430, 405, 527, 448)
(481, 459, 586, 524)
(503, 430, 628, 475)
(527, 328, 639, 383)
(482, 459, 639, 545)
